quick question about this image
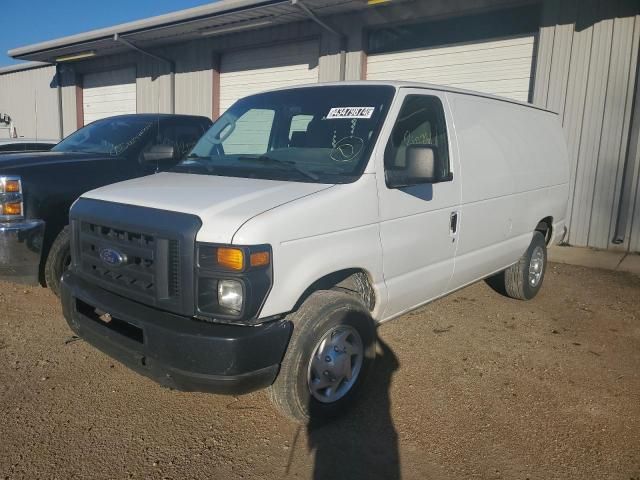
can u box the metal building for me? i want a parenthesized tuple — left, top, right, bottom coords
(0, 62, 60, 139)
(1, 0, 639, 252)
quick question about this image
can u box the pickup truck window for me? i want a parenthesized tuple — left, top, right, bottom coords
(180, 85, 395, 184)
(53, 117, 154, 156)
(385, 95, 450, 176)
(141, 120, 211, 160)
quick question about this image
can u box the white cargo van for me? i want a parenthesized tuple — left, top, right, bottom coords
(61, 82, 569, 421)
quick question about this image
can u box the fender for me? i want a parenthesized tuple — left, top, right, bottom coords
(231, 174, 389, 321)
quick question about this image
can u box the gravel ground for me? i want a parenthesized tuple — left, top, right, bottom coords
(1, 263, 639, 480)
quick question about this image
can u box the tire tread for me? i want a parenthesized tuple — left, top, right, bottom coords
(486, 231, 547, 301)
(44, 226, 71, 297)
(267, 290, 375, 422)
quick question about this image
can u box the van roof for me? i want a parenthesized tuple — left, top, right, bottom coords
(265, 80, 558, 115)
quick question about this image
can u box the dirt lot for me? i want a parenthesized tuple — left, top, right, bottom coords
(1, 263, 639, 480)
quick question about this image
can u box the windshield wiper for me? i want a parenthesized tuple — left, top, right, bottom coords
(236, 155, 319, 181)
(181, 154, 216, 172)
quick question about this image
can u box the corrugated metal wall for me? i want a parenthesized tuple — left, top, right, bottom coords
(533, 0, 640, 251)
(0, 65, 60, 139)
(59, 68, 77, 137)
(173, 40, 214, 118)
(64, 20, 321, 123)
(628, 66, 640, 251)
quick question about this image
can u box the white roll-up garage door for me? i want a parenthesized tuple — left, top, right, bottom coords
(219, 41, 319, 113)
(367, 36, 536, 102)
(83, 68, 137, 124)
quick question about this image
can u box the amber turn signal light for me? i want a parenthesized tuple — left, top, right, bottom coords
(4, 180, 20, 193)
(1, 202, 22, 216)
(217, 247, 244, 271)
(250, 251, 270, 268)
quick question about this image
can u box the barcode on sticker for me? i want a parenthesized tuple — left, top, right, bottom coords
(326, 107, 375, 119)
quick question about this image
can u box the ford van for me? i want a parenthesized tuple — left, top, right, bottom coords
(60, 82, 569, 421)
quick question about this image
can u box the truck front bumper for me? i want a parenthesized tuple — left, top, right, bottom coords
(60, 272, 292, 395)
(0, 219, 45, 285)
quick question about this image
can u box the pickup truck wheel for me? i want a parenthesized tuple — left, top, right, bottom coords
(488, 231, 547, 300)
(44, 226, 71, 297)
(267, 290, 376, 423)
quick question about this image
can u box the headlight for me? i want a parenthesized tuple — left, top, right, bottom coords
(218, 279, 244, 314)
(196, 243, 272, 323)
(0, 176, 23, 219)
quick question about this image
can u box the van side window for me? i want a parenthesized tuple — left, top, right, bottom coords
(288, 114, 314, 146)
(385, 95, 450, 176)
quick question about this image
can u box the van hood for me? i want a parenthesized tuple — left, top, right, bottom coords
(82, 172, 334, 244)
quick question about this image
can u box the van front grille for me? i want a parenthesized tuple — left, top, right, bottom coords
(77, 221, 182, 303)
(69, 198, 202, 317)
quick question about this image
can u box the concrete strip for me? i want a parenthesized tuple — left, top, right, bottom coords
(618, 253, 640, 276)
(548, 246, 626, 272)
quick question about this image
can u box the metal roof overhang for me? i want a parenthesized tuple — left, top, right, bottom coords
(0, 61, 52, 75)
(9, 0, 377, 63)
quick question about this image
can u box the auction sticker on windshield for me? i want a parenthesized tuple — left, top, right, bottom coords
(326, 107, 375, 119)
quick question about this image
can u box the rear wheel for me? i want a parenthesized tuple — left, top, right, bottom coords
(486, 231, 547, 300)
(267, 290, 376, 423)
(44, 226, 71, 297)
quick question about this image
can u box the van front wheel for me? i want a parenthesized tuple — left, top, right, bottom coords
(488, 231, 547, 300)
(267, 290, 376, 423)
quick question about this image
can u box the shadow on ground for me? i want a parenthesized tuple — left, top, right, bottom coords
(305, 337, 401, 480)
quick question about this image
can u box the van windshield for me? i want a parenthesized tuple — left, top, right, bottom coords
(176, 85, 395, 183)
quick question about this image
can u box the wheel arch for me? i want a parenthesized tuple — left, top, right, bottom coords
(293, 268, 377, 313)
(535, 216, 553, 245)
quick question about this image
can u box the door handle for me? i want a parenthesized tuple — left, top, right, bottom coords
(450, 211, 459, 235)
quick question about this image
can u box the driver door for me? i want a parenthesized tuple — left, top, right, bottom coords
(376, 89, 461, 319)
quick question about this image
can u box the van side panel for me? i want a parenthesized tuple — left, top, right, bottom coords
(231, 174, 387, 320)
(446, 92, 569, 288)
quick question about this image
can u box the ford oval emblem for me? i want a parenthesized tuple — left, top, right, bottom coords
(99, 248, 127, 267)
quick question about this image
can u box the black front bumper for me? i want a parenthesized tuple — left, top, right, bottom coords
(61, 272, 292, 395)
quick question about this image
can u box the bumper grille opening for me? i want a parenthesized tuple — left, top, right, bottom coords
(76, 298, 144, 344)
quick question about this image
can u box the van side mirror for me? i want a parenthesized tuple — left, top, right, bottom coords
(142, 144, 175, 164)
(386, 144, 452, 188)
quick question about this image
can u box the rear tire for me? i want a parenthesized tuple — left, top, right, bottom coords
(44, 226, 71, 297)
(267, 290, 376, 423)
(486, 231, 547, 300)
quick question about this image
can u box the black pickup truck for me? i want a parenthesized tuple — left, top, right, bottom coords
(0, 114, 212, 294)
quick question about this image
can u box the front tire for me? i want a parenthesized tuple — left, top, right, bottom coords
(487, 231, 547, 300)
(267, 290, 376, 423)
(44, 226, 71, 297)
